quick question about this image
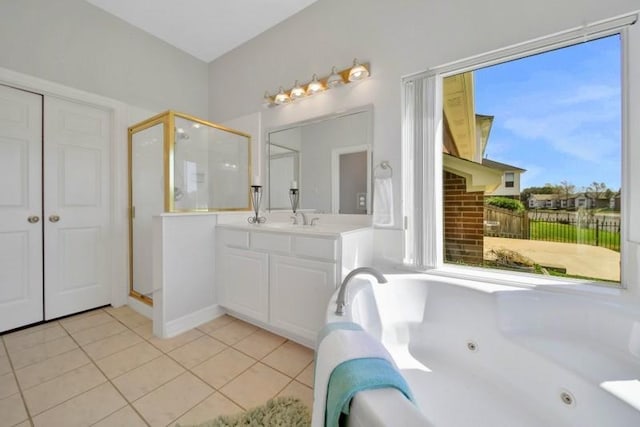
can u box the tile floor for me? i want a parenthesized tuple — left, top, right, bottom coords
(0, 307, 315, 427)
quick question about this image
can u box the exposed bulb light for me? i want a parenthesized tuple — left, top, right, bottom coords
(348, 58, 369, 82)
(263, 91, 275, 108)
(263, 59, 369, 107)
(274, 87, 291, 105)
(326, 66, 344, 88)
(306, 74, 324, 95)
(290, 80, 305, 100)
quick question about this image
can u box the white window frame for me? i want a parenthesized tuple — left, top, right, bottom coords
(504, 172, 515, 188)
(402, 13, 640, 297)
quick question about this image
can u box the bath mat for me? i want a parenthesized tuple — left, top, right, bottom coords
(177, 396, 311, 427)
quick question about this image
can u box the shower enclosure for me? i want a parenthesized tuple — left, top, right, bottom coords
(128, 111, 251, 305)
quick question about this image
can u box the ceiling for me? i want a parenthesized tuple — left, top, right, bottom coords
(85, 0, 319, 63)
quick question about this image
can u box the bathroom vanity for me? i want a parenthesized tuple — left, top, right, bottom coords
(215, 222, 373, 346)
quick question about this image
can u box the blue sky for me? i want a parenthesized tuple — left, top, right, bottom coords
(475, 35, 621, 192)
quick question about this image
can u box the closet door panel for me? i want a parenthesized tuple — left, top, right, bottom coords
(44, 97, 111, 319)
(0, 85, 43, 332)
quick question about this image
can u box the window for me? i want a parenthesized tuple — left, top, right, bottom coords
(504, 172, 515, 188)
(403, 14, 639, 289)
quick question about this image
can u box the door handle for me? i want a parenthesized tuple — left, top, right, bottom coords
(49, 214, 60, 223)
(27, 215, 40, 223)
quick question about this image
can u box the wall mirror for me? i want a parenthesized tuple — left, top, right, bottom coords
(128, 111, 251, 305)
(267, 106, 372, 214)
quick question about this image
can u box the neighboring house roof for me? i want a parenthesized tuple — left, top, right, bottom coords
(530, 192, 610, 201)
(481, 158, 526, 172)
(530, 194, 559, 201)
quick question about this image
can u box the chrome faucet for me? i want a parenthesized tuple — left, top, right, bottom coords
(335, 267, 387, 315)
(291, 211, 308, 225)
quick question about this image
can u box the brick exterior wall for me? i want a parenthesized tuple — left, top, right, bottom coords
(443, 171, 484, 265)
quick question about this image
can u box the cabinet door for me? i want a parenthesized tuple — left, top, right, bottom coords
(270, 255, 337, 342)
(216, 247, 269, 323)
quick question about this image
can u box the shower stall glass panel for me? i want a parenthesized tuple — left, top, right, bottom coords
(128, 111, 251, 305)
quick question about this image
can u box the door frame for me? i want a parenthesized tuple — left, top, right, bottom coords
(0, 66, 129, 309)
(331, 144, 372, 214)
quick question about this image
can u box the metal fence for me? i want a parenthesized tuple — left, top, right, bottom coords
(528, 216, 621, 252)
(484, 209, 621, 252)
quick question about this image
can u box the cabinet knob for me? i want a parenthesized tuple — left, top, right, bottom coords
(49, 214, 60, 223)
(27, 215, 40, 224)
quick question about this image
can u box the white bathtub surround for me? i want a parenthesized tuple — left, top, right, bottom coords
(312, 322, 414, 427)
(321, 273, 640, 426)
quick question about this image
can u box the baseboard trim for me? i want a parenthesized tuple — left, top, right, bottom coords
(163, 304, 225, 338)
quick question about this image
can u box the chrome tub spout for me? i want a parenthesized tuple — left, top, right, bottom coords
(335, 267, 387, 315)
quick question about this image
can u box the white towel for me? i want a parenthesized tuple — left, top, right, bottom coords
(373, 177, 393, 226)
(312, 326, 395, 427)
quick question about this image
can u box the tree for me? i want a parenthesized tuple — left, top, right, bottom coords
(559, 180, 575, 198)
(586, 181, 608, 200)
(486, 197, 525, 212)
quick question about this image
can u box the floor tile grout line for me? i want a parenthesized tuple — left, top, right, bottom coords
(165, 388, 219, 426)
(1, 335, 34, 427)
(2, 325, 68, 354)
(8, 339, 80, 373)
(30, 380, 109, 421)
(1, 321, 61, 344)
(19, 359, 93, 393)
(12, 310, 311, 426)
(58, 310, 115, 335)
(63, 320, 152, 427)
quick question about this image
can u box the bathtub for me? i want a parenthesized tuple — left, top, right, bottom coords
(319, 273, 640, 427)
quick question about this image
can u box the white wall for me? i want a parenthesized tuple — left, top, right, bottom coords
(0, 0, 208, 116)
(207, 0, 639, 262)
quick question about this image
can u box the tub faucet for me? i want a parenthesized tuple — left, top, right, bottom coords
(335, 267, 387, 315)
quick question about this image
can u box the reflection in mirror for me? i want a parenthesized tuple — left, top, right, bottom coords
(267, 107, 372, 214)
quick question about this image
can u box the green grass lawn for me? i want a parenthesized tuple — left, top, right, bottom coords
(530, 220, 620, 252)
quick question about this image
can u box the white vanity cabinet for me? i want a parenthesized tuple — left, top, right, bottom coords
(215, 224, 372, 346)
(216, 247, 269, 323)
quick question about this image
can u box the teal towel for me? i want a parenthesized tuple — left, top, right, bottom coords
(325, 357, 415, 427)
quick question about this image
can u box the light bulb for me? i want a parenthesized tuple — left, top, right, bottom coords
(327, 66, 344, 88)
(290, 81, 305, 100)
(348, 58, 369, 82)
(306, 74, 324, 95)
(274, 87, 291, 105)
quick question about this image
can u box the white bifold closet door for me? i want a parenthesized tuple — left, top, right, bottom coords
(43, 96, 111, 320)
(0, 85, 111, 332)
(0, 85, 44, 331)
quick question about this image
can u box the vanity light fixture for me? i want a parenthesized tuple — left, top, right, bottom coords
(290, 80, 306, 100)
(348, 58, 369, 82)
(326, 66, 345, 88)
(306, 74, 324, 95)
(274, 87, 291, 105)
(263, 58, 370, 107)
